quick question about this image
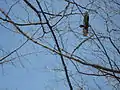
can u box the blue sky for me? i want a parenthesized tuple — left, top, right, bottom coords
(0, 0, 120, 90)
(0, 0, 69, 90)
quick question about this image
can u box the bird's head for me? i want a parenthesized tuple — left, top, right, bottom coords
(84, 11, 88, 15)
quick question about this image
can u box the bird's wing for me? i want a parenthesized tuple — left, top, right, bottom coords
(83, 12, 89, 26)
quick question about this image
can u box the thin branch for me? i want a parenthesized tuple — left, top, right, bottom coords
(35, 0, 73, 89)
(0, 16, 46, 26)
(109, 37, 120, 55)
(0, 7, 120, 80)
(71, 34, 94, 55)
(0, 40, 28, 61)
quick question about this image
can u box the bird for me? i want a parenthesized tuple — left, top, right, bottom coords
(80, 11, 89, 36)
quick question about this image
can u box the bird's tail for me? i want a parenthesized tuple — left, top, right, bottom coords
(83, 29, 88, 36)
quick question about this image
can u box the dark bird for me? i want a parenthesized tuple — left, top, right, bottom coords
(80, 11, 89, 36)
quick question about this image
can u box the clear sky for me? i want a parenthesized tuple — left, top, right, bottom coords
(0, 0, 120, 90)
(0, 0, 69, 90)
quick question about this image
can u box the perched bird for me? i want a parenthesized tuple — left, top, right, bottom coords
(80, 11, 89, 36)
